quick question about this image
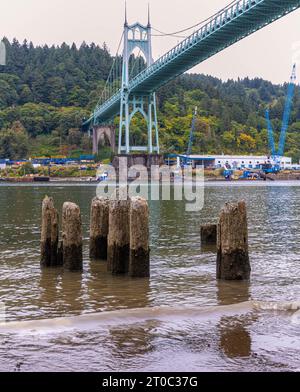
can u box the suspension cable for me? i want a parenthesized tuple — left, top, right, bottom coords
(96, 31, 124, 108)
(151, 31, 187, 39)
(129, 48, 142, 79)
(152, 0, 237, 37)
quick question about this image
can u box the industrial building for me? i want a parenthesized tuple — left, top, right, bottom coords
(177, 155, 292, 170)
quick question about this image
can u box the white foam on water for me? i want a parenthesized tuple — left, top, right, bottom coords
(0, 302, 5, 323)
(291, 310, 300, 325)
(0, 302, 253, 335)
(253, 301, 300, 311)
(0, 300, 299, 336)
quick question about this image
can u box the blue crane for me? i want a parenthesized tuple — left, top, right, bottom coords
(266, 64, 297, 168)
(181, 107, 198, 166)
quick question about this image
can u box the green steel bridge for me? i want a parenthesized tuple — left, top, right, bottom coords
(85, 0, 300, 154)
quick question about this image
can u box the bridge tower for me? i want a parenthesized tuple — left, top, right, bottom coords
(119, 7, 160, 155)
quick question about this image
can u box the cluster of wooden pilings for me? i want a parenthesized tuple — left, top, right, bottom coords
(40, 194, 150, 277)
(201, 201, 251, 281)
(41, 196, 249, 280)
(90, 192, 150, 277)
(41, 197, 83, 271)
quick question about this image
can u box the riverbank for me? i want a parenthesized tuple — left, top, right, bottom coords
(2, 160, 300, 183)
(1, 172, 300, 183)
(0, 176, 96, 183)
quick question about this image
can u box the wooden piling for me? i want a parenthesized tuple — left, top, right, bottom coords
(129, 197, 150, 277)
(217, 201, 251, 280)
(201, 224, 217, 246)
(107, 188, 130, 274)
(89, 197, 109, 259)
(62, 202, 83, 271)
(40, 196, 59, 267)
(57, 241, 64, 266)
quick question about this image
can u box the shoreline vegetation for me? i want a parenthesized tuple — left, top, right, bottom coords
(2, 165, 300, 183)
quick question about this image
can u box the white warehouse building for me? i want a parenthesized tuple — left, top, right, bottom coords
(178, 155, 292, 169)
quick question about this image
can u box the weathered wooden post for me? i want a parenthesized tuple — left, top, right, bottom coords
(57, 241, 64, 266)
(129, 197, 150, 277)
(107, 188, 130, 274)
(89, 197, 110, 259)
(201, 224, 217, 246)
(217, 201, 251, 280)
(62, 202, 83, 271)
(40, 196, 59, 267)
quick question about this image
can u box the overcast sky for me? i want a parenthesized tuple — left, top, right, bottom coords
(1, 0, 300, 84)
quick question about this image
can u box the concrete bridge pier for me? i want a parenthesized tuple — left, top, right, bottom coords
(92, 125, 116, 155)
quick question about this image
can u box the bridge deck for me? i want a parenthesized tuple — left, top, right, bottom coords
(88, 0, 300, 125)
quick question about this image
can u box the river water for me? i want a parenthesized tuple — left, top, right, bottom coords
(0, 182, 299, 372)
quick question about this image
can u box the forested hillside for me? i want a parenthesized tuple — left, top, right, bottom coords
(1, 38, 300, 161)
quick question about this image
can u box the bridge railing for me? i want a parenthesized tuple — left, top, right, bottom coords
(93, 93, 119, 120)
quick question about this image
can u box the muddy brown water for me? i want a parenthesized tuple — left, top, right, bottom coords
(0, 182, 299, 371)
